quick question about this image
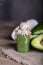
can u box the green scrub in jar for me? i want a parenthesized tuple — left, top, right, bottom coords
(16, 34, 30, 53)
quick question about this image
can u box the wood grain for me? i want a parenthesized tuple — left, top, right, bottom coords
(0, 22, 22, 65)
(0, 55, 22, 65)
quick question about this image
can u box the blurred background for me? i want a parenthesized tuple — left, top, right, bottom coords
(0, 0, 43, 22)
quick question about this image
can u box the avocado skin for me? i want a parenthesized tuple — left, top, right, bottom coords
(32, 23, 43, 35)
(31, 34, 43, 51)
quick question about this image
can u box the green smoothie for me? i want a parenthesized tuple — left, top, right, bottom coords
(16, 34, 30, 53)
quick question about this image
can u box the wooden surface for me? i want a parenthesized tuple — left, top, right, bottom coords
(0, 22, 22, 65)
(0, 55, 22, 65)
(0, 22, 43, 65)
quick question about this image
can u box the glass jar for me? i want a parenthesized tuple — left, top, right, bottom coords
(16, 34, 30, 53)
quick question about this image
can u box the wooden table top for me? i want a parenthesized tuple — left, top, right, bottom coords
(0, 55, 22, 65)
(0, 22, 22, 65)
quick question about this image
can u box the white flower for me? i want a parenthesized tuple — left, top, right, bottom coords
(11, 29, 16, 40)
(26, 19, 38, 30)
(11, 19, 38, 40)
(17, 30, 22, 34)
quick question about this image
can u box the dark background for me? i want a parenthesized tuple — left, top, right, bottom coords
(0, 0, 43, 22)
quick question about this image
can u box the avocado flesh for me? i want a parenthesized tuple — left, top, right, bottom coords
(32, 23, 43, 35)
(31, 34, 43, 50)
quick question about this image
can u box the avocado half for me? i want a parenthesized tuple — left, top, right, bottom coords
(31, 34, 43, 50)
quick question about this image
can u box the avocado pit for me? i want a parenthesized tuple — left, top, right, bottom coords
(40, 39, 43, 46)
